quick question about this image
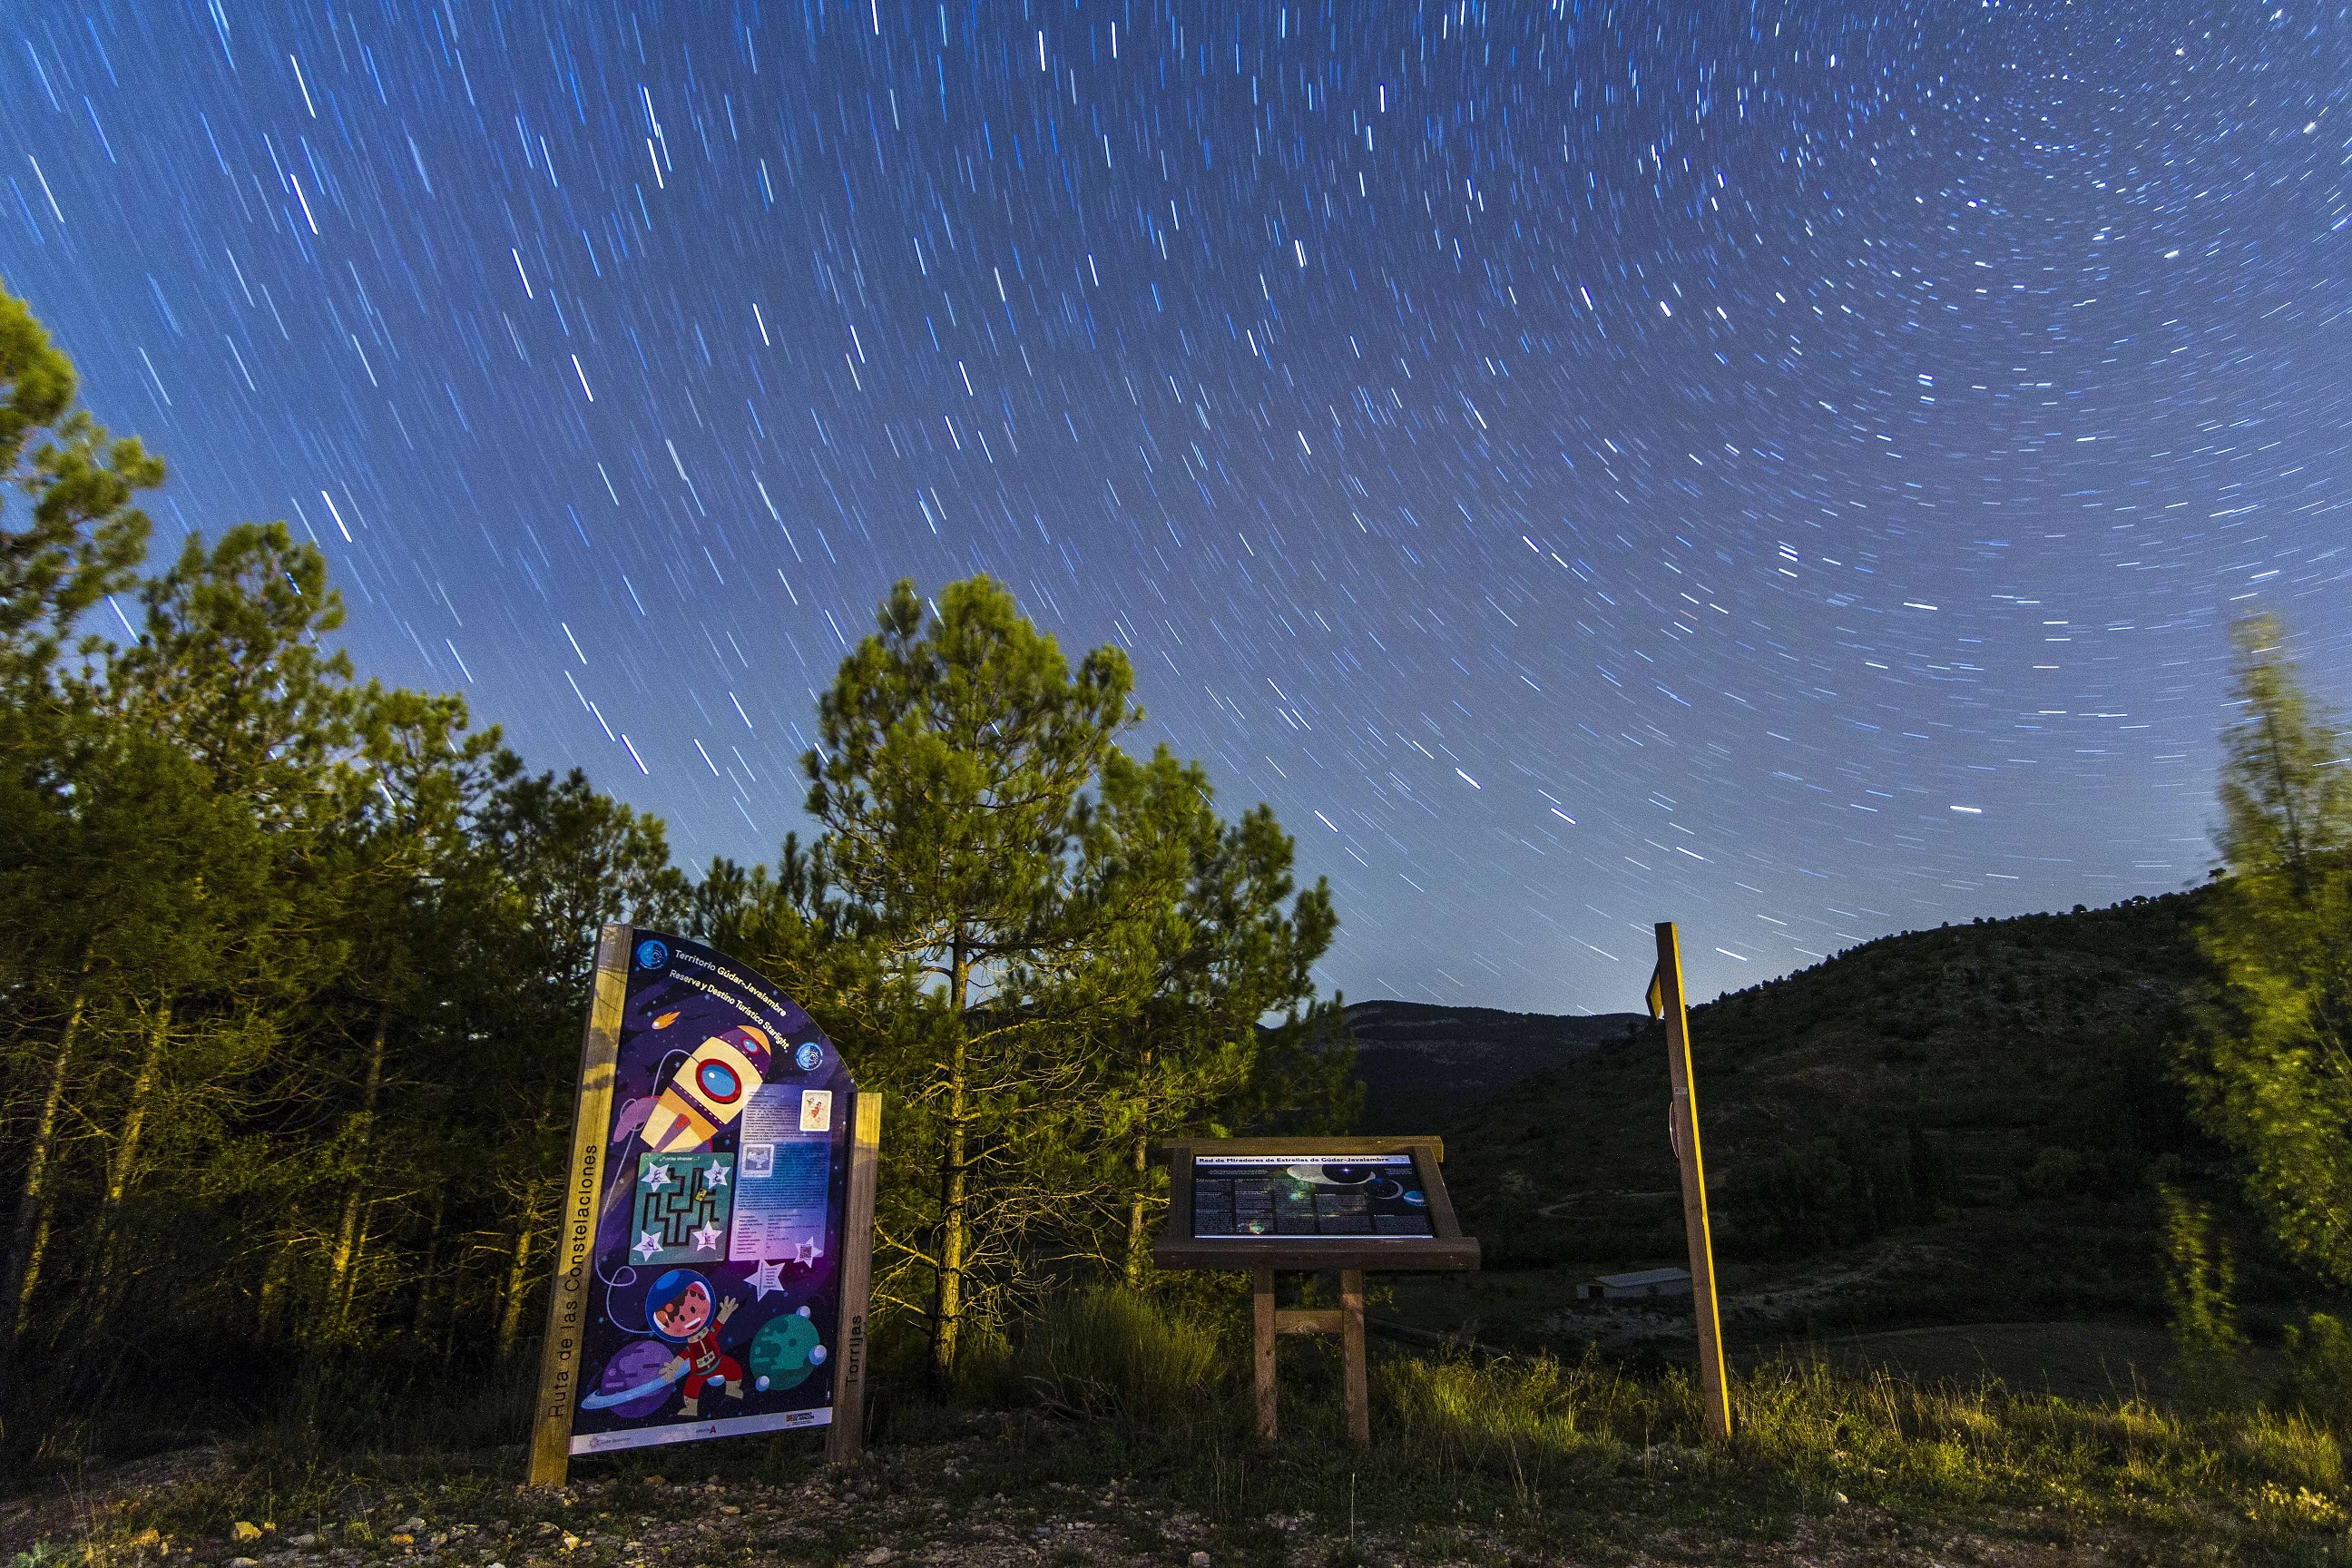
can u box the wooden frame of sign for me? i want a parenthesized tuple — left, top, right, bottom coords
(822, 1089, 883, 1464)
(1152, 1136, 1478, 1448)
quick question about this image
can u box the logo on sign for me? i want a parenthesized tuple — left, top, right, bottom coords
(634, 938, 670, 970)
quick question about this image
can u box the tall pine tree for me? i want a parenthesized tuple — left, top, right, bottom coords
(794, 576, 1344, 1387)
(804, 577, 1134, 1387)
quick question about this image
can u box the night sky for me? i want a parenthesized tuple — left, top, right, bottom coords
(5, 3, 2347, 1014)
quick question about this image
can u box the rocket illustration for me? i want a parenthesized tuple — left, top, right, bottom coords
(641, 1024, 772, 1153)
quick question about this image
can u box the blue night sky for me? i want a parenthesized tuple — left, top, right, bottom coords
(5, 2, 2347, 1012)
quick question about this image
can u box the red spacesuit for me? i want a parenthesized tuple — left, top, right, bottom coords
(677, 1326, 742, 1405)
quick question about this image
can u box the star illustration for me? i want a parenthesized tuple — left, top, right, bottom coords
(691, 1219, 724, 1252)
(701, 1163, 730, 1190)
(746, 1259, 786, 1301)
(632, 1230, 663, 1262)
(794, 1239, 821, 1264)
(640, 1162, 673, 1191)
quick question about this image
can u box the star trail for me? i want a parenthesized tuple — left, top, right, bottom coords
(5, 2, 2347, 1011)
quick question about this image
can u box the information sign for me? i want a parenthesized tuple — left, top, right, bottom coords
(1151, 1137, 1478, 1449)
(1153, 1137, 1477, 1272)
(528, 926, 878, 1484)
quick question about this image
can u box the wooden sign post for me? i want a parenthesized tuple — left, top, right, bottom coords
(1648, 921, 1733, 1442)
(1153, 1137, 1478, 1449)
(529, 926, 632, 1488)
(824, 1089, 883, 1464)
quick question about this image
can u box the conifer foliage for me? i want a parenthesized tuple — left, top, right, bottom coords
(2186, 615, 2352, 1286)
(0, 289, 694, 1458)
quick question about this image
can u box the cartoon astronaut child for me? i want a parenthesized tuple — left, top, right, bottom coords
(646, 1269, 743, 1417)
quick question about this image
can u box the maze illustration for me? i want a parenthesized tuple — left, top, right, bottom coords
(629, 1152, 737, 1267)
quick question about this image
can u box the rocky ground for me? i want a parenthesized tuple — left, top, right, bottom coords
(0, 1417, 2292, 1568)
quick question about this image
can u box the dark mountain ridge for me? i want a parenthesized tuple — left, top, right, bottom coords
(1348, 890, 2318, 1345)
(1343, 999, 1649, 1133)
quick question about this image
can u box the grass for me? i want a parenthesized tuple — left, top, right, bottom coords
(15, 1292, 2352, 1566)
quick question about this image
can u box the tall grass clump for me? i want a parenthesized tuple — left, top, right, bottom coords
(1014, 1288, 1226, 1418)
(1380, 1347, 1656, 1473)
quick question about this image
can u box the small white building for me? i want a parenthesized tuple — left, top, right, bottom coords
(1575, 1267, 1693, 1302)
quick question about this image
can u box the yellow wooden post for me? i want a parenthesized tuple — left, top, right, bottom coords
(826, 1090, 885, 1464)
(527, 924, 632, 1487)
(1651, 921, 1732, 1442)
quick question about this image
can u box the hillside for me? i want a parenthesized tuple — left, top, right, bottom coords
(1343, 999, 1649, 1132)
(1364, 891, 2320, 1367)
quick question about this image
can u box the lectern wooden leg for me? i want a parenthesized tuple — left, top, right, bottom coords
(1339, 1269, 1369, 1449)
(1252, 1265, 1279, 1444)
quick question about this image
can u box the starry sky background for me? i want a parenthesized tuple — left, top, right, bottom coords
(5, 2, 2348, 1014)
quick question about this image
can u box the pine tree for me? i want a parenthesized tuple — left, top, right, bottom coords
(304, 684, 503, 1348)
(804, 577, 1136, 1387)
(49, 524, 358, 1362)
(0, 284, 165, 1354)
(0, 282, 706, 1430)
(2185, 613, 2352, 1284)
(794, 576, 1347, 1386)
(470, 765, 691, 1357)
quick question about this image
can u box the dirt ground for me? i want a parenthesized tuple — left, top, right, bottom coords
(0, 1425, 2279, 1568)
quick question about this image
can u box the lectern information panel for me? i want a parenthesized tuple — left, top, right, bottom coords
(1151, 1136, 1479, 1449)
(1152, 1137, 1478, 1273)
(1191, 1152, 1435, 1239)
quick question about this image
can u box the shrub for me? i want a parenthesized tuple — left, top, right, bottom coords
(2278, 1312, 2352, 1432)
(2161, 1189, 2246, 1411)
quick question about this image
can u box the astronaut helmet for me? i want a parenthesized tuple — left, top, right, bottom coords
(646, 1269, 715, 1343)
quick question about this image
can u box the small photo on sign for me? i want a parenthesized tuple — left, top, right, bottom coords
(740, 1142, 775, 1179)
(800, 1090, 832, 1132)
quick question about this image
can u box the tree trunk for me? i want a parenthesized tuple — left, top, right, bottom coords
(496, 1182, 546, 1361)
(91, 1000, 172, 1302)
(257, 1232, 300, 1339)
(9, 1205, 53, 1348)
(2261, 711, 2313, 897)
(328, 1009, 392, 1337)
(105, 1003, 172, 1207)
(1123, 1052, 1155, 1289)
(5, 985, 86, 1348)
(413, 1191, 448, 1353)
(928, 930, 970, 1394)
(1123, 1130, 1151, 1289)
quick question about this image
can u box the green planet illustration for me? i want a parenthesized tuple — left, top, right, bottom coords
(748, 1307, 825, 1393)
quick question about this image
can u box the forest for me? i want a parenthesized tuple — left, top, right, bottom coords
(0, 285, 1346, 1463)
